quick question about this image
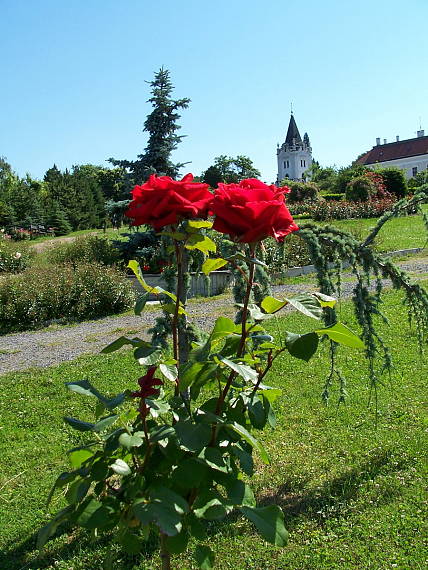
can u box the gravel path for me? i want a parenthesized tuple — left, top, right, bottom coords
(1, 255, 427, 375)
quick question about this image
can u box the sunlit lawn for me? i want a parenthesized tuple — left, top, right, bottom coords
(1, 280, 427, 569)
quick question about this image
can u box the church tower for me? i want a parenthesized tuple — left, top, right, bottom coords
(277, 113, 312, 182)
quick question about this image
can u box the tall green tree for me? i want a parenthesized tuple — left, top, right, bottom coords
(202, 155, 261, 187)
(109, 67, 190, 183)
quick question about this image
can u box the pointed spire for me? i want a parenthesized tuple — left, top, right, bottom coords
(285, 114, 302, 146)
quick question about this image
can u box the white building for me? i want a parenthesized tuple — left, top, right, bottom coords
(277, 114, 312, 183)
(357, 130, 428, 179)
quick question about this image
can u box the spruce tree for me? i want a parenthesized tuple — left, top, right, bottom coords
(109, 68, 190, 183)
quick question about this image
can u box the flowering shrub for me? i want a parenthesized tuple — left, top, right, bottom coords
(0, 264, 134, 333)
(40, 175, 366, 569)
(309, 198, 397, 221)
(0, 237, 33, 273)
(48, 234, 121, 267)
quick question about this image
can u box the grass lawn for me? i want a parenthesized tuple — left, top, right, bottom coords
(315, 213, 428, 252)
(0, 280, 427, 569)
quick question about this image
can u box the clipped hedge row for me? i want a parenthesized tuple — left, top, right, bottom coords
(0, 263, 134, 334)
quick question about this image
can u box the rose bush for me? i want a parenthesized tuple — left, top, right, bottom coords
(211, 178, 299, 242)
(41, 174, 369, 570)
(125, 173, 213, 229)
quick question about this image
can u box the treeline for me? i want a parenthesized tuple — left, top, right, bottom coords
(0, 159, 127, 235)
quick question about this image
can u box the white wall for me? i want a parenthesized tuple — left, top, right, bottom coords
(367, 154, 428, 179)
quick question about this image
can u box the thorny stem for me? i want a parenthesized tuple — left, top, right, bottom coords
(213, 244, 256, 422)
(160, 532, 172, 570)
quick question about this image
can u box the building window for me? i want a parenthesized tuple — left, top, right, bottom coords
(283, 161, 286, 168)
(412, 167, 418, 177)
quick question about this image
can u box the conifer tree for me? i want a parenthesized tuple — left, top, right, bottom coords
(109, 68, 190, 183)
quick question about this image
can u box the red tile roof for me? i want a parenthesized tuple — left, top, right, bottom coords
(357, 136, 428, 165)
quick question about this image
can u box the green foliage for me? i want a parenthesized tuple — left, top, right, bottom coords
(320, 192, 344, 201)
(345, 175, 376, 202)
(408, 169, 428, 189)
(109, 68, 190, 183)
(335, 163, 368, 194)
(202, 155, 261, 186)
(375, 167, 408, 198)
(48, 235, 120, 267)
(283, 181, 320, 203)
(0, 238, 33, 273)
(0, 263, 134, 333)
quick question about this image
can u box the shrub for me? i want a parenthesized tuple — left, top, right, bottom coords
(345, 176, 376, 202)
(0, 264, 134, 333)
(284, 181, 320, 203)
(311, 198, 396, 221)
(320, 192, 344, 201)
(263, 233, 311, 271)
(0, 237, 33, 273)
(376, 167, 408, 198)
(48, 234, 120, 267)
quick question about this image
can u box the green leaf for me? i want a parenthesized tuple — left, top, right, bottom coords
(175, 420, 211, 453)
(226, 422, 269, 464)
(159, 363, 178, 382)
(165, 529, 189, 554)
(313, 291, 337, 308)
(93, 414, 118, 432)
(261, 296, 288, 314)
(202, 257, 228, 275)
(75, 499, 112, 529)
(110, 459, 131, 476)
(37, 506, 74, 548)
(195, 544, 215, 569)
(101, 335, 146, 354)
(285, 331, 319, 361)
(172, 458, 209, 488)
(134, 292, 150, 315)
(133, 486, 189, 536)
(225, 479, 256, 507)
(198, 448, 228, 473)
(134, 345, 162, 365)
(220, 357, 258, 383)
(68, 448, 94, 469)
(187, 220, 213, 229)
(238, 303, 270, 321)
(211, 317, 239, 341)
(286, 293, 322, 320)
(240, 505, 288, 546)
(185, 234, 216, 253)
(247, 396, 267, 429)
(230, 443, 254, 476)
(146, 398, 170, 418)
(128, 260, 177, 301)
(63, 417, 95, 432)
(119, 432, 144, 449)
(161, 302, 187, 316)
(315, 322, 365, 349)
(150, 425, 175, 443)
(119, 531, 143, 554)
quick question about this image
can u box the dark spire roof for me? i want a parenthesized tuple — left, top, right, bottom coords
(285, 114, 302, 145)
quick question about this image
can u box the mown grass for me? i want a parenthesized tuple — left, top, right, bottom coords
(317, 213, 428, 252)
(0, 280, 427, 570)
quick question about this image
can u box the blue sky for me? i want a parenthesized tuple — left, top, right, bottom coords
(1, 0, 427, 183)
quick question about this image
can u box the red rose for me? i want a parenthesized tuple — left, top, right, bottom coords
(210, 178, 299, 243)
(125, 173, 213, 230)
